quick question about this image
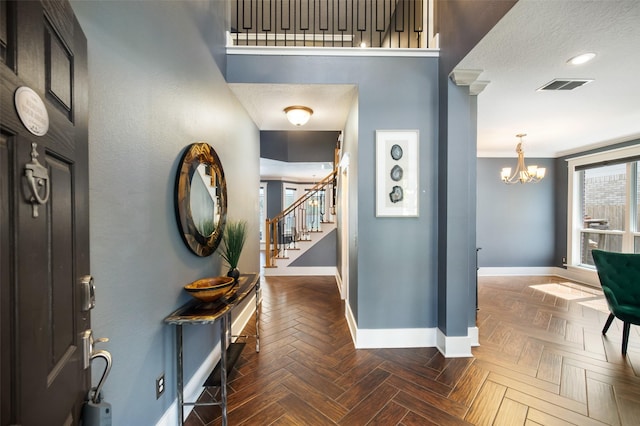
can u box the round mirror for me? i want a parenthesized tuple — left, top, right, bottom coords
(175, 142, 227, 256)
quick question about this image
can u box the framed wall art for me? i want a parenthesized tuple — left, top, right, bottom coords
(375, 130, 419, 217)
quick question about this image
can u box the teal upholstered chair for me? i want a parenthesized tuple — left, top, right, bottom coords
(591, 249, 640, 355)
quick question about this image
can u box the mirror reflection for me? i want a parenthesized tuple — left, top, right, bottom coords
(190, 164, 220, 237)
(175, 142, 227, 256)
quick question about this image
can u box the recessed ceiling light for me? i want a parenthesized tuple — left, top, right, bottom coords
(567, 52, 596, 65)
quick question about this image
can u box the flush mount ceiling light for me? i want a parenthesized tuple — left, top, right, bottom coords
(501, 134, 546, 184)
(284, 105, 313, 126)
(567, 52, 596, 65)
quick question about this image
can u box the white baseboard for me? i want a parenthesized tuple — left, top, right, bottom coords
(469, 326, 479, 347)
(155, 295, 257, 426)
(263, 266, 337, 276)
(231, 293, 258, 336)
(345, 300, 358, 347)
(335, 272, 345, 299)
(478, 266, 601, 288)
(555, 266, 600, 288)
(355, 327, 437, 349)
(436, 328, 474, 357)
(478, 266, 559, 276)
(345, 301, 478, 355)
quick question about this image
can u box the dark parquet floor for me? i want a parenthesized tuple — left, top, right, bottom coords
(185, 275, 640, 425)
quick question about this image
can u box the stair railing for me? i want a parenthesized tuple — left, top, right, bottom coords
(265, 169, 337, 268)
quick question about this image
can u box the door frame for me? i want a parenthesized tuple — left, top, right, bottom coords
(339, 154, 350, 302)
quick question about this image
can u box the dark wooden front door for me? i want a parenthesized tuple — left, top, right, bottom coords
(1, 1, 90, 424)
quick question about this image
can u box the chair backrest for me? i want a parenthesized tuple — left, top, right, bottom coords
(592, 249, 640, 314)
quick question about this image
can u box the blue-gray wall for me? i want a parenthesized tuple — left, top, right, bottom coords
(228, 54, 439, 329)
(71, 1, 260, 424)
(264, 179, 283, 219)
(290, 229, 338, 266)
(477, 157, 556, 267)
(261, 130, 338, 162)
(437, 80, 478, 337)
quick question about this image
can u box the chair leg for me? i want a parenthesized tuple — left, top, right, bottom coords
(602, 313, 615, 335)
(622, 322, 631, 356)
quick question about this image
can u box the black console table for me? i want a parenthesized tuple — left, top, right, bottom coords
(164, 273, 260, 426)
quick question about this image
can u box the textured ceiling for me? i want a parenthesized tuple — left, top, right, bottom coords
(458, 0, 640, 157)
(228, 83, 356, 131)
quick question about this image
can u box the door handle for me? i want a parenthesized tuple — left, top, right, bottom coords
(81, 329, 113, 405)
(89, 349, 112, 404)
(81, 329, 109, 370)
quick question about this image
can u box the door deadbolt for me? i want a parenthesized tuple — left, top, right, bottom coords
(80, 275, 96, 311)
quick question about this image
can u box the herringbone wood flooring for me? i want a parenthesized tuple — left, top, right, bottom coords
(185, 275, 640, 425)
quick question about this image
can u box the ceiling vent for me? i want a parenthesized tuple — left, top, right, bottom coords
(537, 79, 593, 91)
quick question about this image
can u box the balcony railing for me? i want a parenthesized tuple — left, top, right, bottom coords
(231, 0, 432, 48)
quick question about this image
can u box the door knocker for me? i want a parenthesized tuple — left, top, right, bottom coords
(23, 142, 50, 218)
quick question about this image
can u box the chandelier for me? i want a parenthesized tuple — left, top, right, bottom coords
(500, 134, 546, 184)
(284, 105, 313, 126)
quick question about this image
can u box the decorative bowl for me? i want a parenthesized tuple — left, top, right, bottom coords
(184, 276, 235, 303)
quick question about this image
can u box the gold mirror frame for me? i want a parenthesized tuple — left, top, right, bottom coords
(175, 142, 227, 256)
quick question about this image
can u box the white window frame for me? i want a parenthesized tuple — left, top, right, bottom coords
(283, 185, 297, 209)
(566, 144, 640, 272)
(283, 186, 297, 237)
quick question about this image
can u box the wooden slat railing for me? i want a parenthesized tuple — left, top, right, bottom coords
(265, 169, 337, 268)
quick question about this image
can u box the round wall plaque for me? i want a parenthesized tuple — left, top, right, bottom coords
(14, 86, 49, 137)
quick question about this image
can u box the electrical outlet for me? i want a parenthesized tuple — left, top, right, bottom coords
(156, 373, 165, 399)
(562, 257, 567, 264)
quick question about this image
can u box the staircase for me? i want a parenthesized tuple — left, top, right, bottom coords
(264, 169, 337, 276)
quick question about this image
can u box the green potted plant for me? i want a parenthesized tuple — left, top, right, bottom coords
(219, 219, 247, 281)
